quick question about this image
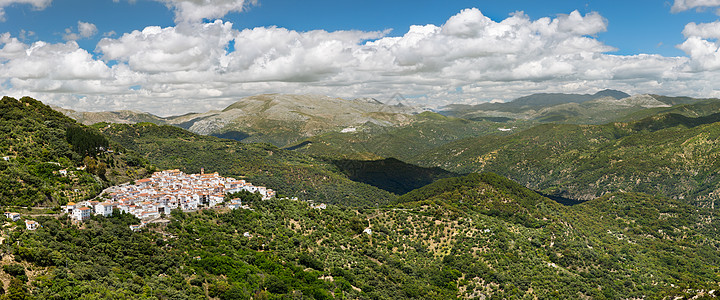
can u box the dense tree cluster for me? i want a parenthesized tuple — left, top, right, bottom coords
(65, 126, 109, 158)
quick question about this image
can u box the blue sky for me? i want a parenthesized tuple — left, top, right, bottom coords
(3, 0, 717, 56)
(2, 0, 720, 115)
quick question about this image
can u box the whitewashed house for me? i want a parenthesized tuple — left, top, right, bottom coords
(140, 211, 159, 220)
(209, 194, 224, 207)
(73, 207, 92, 221)
(25, 220, 39, 230)
(227, 198, 242, 210)
(4, 212, 20, 222)
(95, 202, 114, 217)
(63, 202, 76, 214)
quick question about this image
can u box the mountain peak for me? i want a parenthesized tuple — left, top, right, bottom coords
(593, 89, 630, 99)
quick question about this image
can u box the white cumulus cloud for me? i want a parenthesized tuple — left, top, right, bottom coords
(678, 21, 720, 71)
(671, 0, 720, 13)
(97, 20, 235, 73)
(156, 0, 257, 23)
(683, 21, 720, 39)
(63, 21, 98, 41)
(0, 0, 52, 21)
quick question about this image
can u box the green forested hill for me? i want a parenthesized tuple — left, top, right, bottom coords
(99, 122, 397, 207)
(292, 112, 523, 161)
(617, 97, 720, 122)
(7, 173, 720, 299)
(0, 96, 149, 206)
(411, 113, 720, 206)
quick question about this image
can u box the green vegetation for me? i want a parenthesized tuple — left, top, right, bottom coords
(0, 97, 149, 206)
(8, 95, 720, 299)
(411, 112, 720, 206)
(617, 97, 720, 122)
(65, 126, 109, 158)
(332, 157, 460, 195)
(99, 122, 397, 207)
(4, 174, 719, 299)
(294, 112, 522, 161)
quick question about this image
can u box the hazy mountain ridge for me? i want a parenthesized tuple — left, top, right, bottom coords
(54, 106, 168, 126)
(440, 91, 717, 125)
(57, 92, 720, 151)
(61, 94, 424, 147)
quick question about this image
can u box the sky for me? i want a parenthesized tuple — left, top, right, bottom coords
(2, 0, 720, 115)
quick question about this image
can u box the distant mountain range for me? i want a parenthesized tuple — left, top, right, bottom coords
(440, 90, 712, 124)
(58, 91, 718, 148)
(59, 94, 424, 147)
(511, 89, 631, 107)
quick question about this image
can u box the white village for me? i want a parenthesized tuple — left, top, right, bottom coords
(4, 167, 335, 236)
(5, 169, 289, 232)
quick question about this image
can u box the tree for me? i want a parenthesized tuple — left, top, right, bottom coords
(4, 277, 30, 300)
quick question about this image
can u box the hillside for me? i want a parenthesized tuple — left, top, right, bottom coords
(0, 96, 150, 206)
(291, 112, 525, 161)
(331, 157, 460, 195)
(6, 173, 720, 299)
(98, 122, 398, 207)
(511, 89, 630, 107)
(617, 96, 720, 122)
(411, 112, 720, 206)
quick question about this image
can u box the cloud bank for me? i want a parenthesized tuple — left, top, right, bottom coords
(1, 6, 720, 115)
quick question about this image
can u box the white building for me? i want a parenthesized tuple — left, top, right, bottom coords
(73, 207, 92, 221)
(4, 212, 20, 222)
(209, 194, 224, 207)
(62, 202, 76, 214)
(95, 202, 114, 217)
(25, 220, 39, 230)
(227, 198, 242, 210)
